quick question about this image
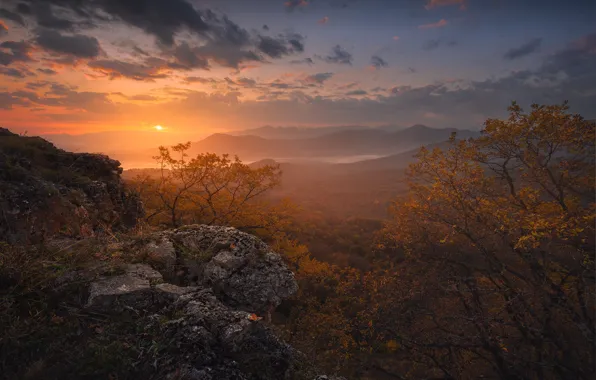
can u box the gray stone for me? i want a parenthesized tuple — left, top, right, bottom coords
(86, 264, 162, 311)
(146, 237, 177, 270)
(161, 225, 299, 314)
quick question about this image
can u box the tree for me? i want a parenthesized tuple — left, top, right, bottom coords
(376, 102, 595, 379)
(131, 142, 282, 229)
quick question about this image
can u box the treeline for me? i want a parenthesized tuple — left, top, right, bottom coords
(129, 102, 595, 379)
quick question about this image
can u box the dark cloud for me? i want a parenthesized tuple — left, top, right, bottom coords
(290, 57, 314, 65)
(346, 89, 367, 96)
(0, 8, 25, 26)
(287, 33, 305, 52)
(423, 39, 457, 51)
(285, 0, 310, 11)
(4, 86, 116, 113)
(3, 0, 305, 70)
(225, 77, 257, 88)
(0, 67, 32, 78)
(169, 41, 210, 70)
(0, 92, 28, 109)
(193, 43, 261, 69)
(0, 41, 33, 65)
(183, 76, 219, 85)
(88, 59, 169, 81)
(93, 0, 210, 47)
(0, 21, 7, 35)
(504, 38, 543, 60)
(33, 2, 75, 30)
(370, 55, 388, 69)
(26, 80, 52, 89)
(302, 72, 334, 85)
(258, 35, 290, 58)
(36, 29, 101, 58)
(258, 33, 305, 58)
(113, 39, 151, 57)
(323, 45, 352, 65)
(262, 24, 269, 31)
(16, 3, 31, 14)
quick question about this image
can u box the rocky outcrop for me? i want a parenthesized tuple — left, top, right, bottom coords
(50, 225, 337, 380)
(0, 128, 143, 243)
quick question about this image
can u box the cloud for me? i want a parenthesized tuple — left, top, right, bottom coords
(346, 89, 367, 96)
(0, 8, 25, 26)
(0, 41, 33, 66)
(262, 24, 269, 31)
(36, 29, 102, 58)
(302, 72, 334, 85)
(290, 57, 314, 65)
(318, 16, 329, 24)
(169, 41, 210, 70)
(257, 33, 305, 58)
(0, 67, 33, 78)
(88, 59, 170, 81)
(285, 0, 310, 11)
(419, 19, 448, 29)
(504, 38, 543, 60)
(2, 0, 306, 70)
(32, 2, 76, 31)
(183, 76, 220, 85)
(37, 68, 58, 75)
(393, 36, 400, 41)
(258, 35, 291, 58)
(287, 33, 305, 52)
(323, 45, 353, 65)
(423, 39, 459, 51)
(0, 20, 7, 35)
(370, 55, 388, 69)
(93, 0, 210, 47)
(425, 0, 466, 10)
(4, 86, 116, 113)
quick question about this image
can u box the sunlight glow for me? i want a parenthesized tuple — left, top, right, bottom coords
(154, 125, 164, 131)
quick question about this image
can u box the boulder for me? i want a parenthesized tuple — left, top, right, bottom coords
(155, 225, 299, 314)
(86, 264, 162, 311)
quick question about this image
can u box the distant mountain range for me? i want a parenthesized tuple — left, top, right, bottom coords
(189, 125, 479, 162)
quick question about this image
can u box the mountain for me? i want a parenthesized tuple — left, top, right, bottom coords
(189, 125, 480, 162)
(229, 125, 370, 139)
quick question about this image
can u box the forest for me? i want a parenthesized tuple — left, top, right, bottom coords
(122, 102, 595, 379)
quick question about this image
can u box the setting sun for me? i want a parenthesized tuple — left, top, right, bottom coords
(154, 125, 164, 131)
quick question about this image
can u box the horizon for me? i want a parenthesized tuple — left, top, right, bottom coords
(0, 0, 594, 142)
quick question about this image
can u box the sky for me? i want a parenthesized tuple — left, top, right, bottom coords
(0, 0, 595, 139)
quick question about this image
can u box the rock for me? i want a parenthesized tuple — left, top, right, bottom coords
(155, 283, 199, 302)
(0, 130, 144, 243)
(86, 264, 162, 311)
(145, 236, 177, 271)
(158, 225, 299, 314)
(52, 225, 333, 379)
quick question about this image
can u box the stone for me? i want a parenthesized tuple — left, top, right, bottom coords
(161, 225, 299, 314)
(86, 264, 162, 311)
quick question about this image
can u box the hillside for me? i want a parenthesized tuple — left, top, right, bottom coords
(0, 128, 143, 243)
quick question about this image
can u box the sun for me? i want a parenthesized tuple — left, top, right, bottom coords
(154, 125, 164, 131)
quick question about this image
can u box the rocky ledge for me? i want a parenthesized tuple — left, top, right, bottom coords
(0, 128, 143, 243)
(51, 225, 342, 380)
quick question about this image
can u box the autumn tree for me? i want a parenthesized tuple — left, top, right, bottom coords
(130, 142, 283, 230)
(371, 102, 596, 379)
